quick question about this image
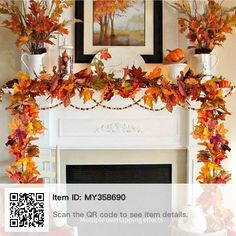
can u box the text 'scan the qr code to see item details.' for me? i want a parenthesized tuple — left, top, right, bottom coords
(4, 188, 49, 233)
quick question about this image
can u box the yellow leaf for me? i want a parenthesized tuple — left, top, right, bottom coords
(8, 118, 21, 131)
(80, 88, 94, 103)
(202, 127, 211, 140)
(193, 125, 211, 141)
(16, 36, 29, 47)
(16, 72, 30, 82)
(13, 83, 21, 94)
(208, 163, 221, 171)
(16, 157, 28, 166)
(27, 122, 34, 135)
(216, 89, 223, 98)
(26, 158, 39, 174)
(143, 94, 154, 109)
(216, 123, 228, 137)
(27, 120, 45, 135)
(162, 88, 172, 96)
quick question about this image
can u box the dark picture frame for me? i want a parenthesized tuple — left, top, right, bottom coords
(75, 0, 163, 63)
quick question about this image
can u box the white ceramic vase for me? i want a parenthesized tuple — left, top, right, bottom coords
(166, 63, 187, 83)
(21, 53, 47, 79)
(190, 53, 218, 76)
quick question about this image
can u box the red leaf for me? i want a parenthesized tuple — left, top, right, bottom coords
(178, 81, 187, 97)
(128, 66, 146, 80)
(10, 172, 21, 181)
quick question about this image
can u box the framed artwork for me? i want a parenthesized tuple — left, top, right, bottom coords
(75, 0, 163, 63)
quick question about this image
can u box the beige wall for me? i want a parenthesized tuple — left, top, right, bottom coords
(215, 32, 236, 182)
(0, 9, 20, 183)
(208, 1, 236, 181)
(0, 95, 13, 183)
(0, 1, 235, 183)
(0, 5, 21, 83)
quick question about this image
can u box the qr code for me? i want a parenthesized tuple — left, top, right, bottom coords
(5, 188, 49, 232)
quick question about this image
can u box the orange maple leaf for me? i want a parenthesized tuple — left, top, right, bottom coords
(146, 66, 162, 80)
(193, 124, 211, 141)
(100, 48, 112, 60)
(8, 118, 21, 132)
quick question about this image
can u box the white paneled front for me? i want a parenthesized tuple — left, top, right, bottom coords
(36, 95, 188, 149)
(58, 118, 178, 137)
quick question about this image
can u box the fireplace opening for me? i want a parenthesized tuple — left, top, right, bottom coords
(66, 164, 172, 183)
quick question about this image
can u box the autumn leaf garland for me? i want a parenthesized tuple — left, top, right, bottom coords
(0, 51, 234, 183)
(6, 72, 45, 183)
(193, 81, 232, 183)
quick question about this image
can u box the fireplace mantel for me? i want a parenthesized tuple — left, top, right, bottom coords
(35, 95, 200, 183)
(36, 96, 188, 149)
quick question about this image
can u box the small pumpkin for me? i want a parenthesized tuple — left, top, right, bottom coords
(165, 48, 185, 63)
(219, 80, 230, 88)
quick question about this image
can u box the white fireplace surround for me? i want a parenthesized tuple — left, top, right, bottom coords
(36, 95, 199, 184)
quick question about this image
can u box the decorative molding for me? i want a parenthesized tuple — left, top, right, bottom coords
(57, 118, 179, 137)
(49, 115, 184, 149)
(95, 122, 143, 134)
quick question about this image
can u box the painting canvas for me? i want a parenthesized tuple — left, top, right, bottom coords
(75, 0, 163, 63)
(93, 0, 145, 46)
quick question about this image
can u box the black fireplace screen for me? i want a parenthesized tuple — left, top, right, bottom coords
(66, 164, 172, 183)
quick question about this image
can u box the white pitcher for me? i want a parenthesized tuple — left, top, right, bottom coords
(21, 53, 47, 79)
(191, 53, 218, 76)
